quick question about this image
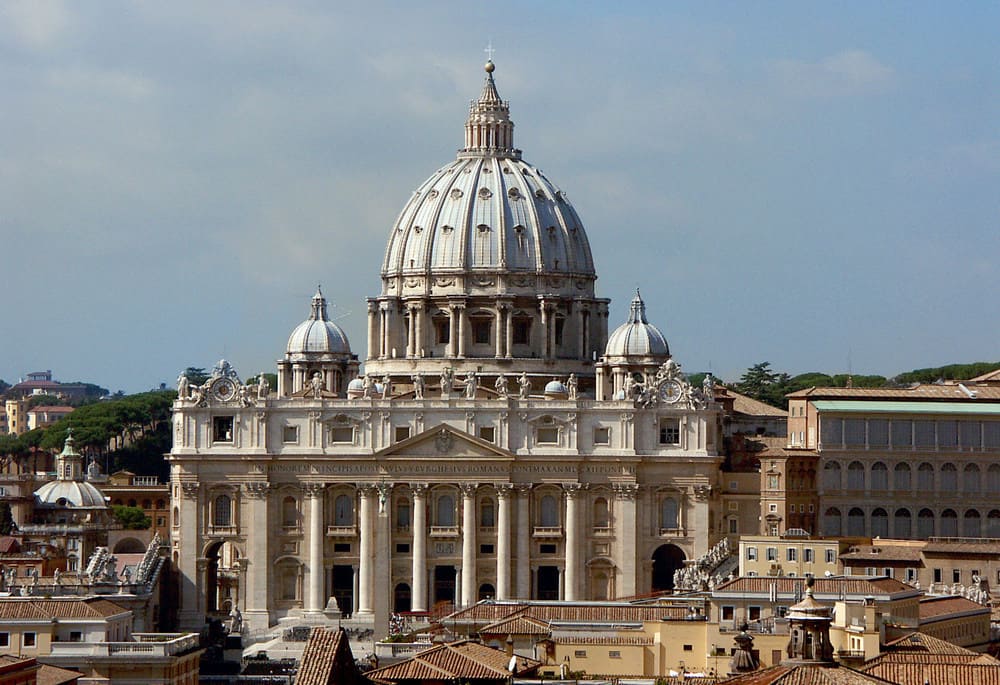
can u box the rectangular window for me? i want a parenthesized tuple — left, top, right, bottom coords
(933, 568, 942, 583)
(747, 546, 757, 560)
(593, 427, 610, 445)
(787, 548, 797, 562)
(480, 544, 495, 554)
(748, 606, 762, 621)
(472, 319, 491, 345)
(394, 426, 411, 442)
(729, 518, 738, 534)
(212, 416, 235, 442)
(905, 568, 916, 582)
(953, 569, 961, 583)
(683, 644, 693, 651)
(769, 503, 778, 513)
(825, 550, 836, 564)
(574, 650, 587, 658)
(609, 650, 621, 659)
(435, 319, 450, 344)
(513, 318, 531, 345)
(809, 504, 815, 513)
(0, 633, 7, 647)
(766, 547, 777, 561)
(478, 426, 495, 443)
(395, 543, 410, 554)
(69, 631, 82, 642)
(539, 543, 557, 554)
(23, 632, 36, 648)
(282, 424, 299, 443)
(536, 427, 559, 444)
(804, 548, 814, 563)
(659, 419, 680, 445)
(334, 543, 351, 553)
(554, 317, 565, 346)
(722, 606, 735, 621)
(330, 426, 354, 443)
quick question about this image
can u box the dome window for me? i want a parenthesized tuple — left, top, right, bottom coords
(502, 166, 512, 174)
(478, 187, 493, 199)
(477, 224, 491, 233)
(534, 189, 546, 200)
(450, 189, 463, 200)
(547, 226, 557, 240)
(428, 189, 439, 198)
(482, 166, 492, 174)
(507, 187, 521, 200)
(413, 225, 423, 233)
(441, 225, 454, 234)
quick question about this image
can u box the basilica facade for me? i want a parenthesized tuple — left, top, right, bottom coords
(168, 62, 725, 635)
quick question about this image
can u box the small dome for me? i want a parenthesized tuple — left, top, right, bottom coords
(35, 480, 107, 508)
(545, 379, 568, 394)
(347, 378, 365, 391)
(605, 290, 670, 358)
(286, 287, 351, 356)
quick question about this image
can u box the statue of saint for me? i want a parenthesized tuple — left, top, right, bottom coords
(518, 372, 530, 399)
(566, 373, 578, 400)
(309, 372, 324, 399)
(381, 374, 392, 400)
(464, 371, 478, 399)
(440, 368, 454, 395)
(494, 374, 508, 397)
(257, 373, 270, 400)
(411, 373, 425, 399)
(177, 374, 189, 399)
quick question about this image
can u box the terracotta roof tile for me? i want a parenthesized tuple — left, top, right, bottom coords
(36, 664, 82, 685)
(882, 631, 979, 656)
(0, 597, 129, 620)
(296, 627, 363, 685)
(861, 663, 1000, 685)
(714, 576, 916, 598)
(446, 600, 692, 625)
(840, 545, 924, 563)
(787, 384, 1000, 400)
(918, 595, 989, 620)
(365, 640, 539, 683)
(722, 664, 896, 684)
(479, 615, 551, 636)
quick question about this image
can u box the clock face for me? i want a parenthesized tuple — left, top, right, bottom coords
(213, 380, 237, 402)
(659, 380, 684, 404)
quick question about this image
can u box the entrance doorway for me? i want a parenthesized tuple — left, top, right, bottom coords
(332, 565, 354, 617)
(537, 566, 559, 600)
(394, 583, 412, 613)
(651, 544, 686, 591)
(434, 566, 456, 607)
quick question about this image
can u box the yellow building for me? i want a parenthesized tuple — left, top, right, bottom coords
(738, 533, 853, 579)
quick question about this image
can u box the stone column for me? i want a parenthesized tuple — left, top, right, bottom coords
(357, 485, 375, 614)
(564, 484, 582, 601)
(504, 308, 513, 359)
(177, 482, 202, 629)
(495, 307, 504, 358)
(411, 484, 428, 612)
(516, 484, 532, 598)
(457, 305, 467, 358)
(496, 484, 513, 599)
(367, 300, 378, 360)
(244, 482, 271, 630)
(614, 483, 639, 598)
(540, 302, 549, 359)
(415, 303, 426, 358)
(406, 306, 417, 357)
(448, 306, 458, 357)
(461, 483, 477, 607)
(305, 483, 326, 613)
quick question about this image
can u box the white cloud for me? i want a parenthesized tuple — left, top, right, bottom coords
(770, 49, 895, 98)
(0, 0, 70, 50)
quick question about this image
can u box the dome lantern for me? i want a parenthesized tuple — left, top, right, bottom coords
(461, 61, 519, 159)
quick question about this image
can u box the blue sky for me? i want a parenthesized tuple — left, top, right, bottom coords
(1, 1, 997, 393)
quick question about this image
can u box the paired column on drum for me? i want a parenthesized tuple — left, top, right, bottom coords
(304, 482, 326, 614)
(411, 485, 428, 612)
(460, 483, 477, 607)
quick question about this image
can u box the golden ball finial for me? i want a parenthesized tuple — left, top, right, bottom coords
(484, 60, 495, 73)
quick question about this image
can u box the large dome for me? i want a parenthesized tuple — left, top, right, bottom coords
(286, 287, 351, 357)
(382, 62, 595, 281)
(35, 480, 107, 508)
(605, 291, 670, 358)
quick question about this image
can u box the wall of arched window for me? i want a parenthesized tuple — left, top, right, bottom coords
(894, 508, 911, 538)
(988, 510, 1000, 538)
(871, 508, 888, 537)
(847, 462, 864, 490)
(940, 509, 958, 537)
(661, 498, 679, 530)
(847, 508, 865, 536)
(480, 499, 495, 528)
(214, 494, 232, 527)
(963, 510, 981, 537)
(539, 495, 559, 527)
(894, 463, 911, 491)
(940, 464, 958, 492)
(824, 508, 842, 536)
(593, 497, 609, 528)
(823, 462, 841, 491)
(917, 509, 935, 539)
(334, 494, 354, 526)
(989, 465, 1000, 493)
(396, 499, 410, 531)
(963, 464, 981, 493)
(436, 494, 455, 527)
(917, 463, 934, 491)
(871, 462, 888, 490)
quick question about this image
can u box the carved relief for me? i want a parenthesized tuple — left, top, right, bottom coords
(435, 429, 453, 454)
(180, 482, 199, 500)
(244, 482, 270, 499)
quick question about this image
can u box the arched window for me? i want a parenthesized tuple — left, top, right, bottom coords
(396, 500, 411, 531)
(894, 508, 912, 538)
(894, 463, 911, 491)
(142, 499, 151, 509)
(917, 509, 935, 539)
(394, 583, 411, 613)
(172, 506, 179, 527)
(214, 495, 232, 527)
(940, 464, 958, 492)
(334, 494, 354, 526)
(282, 496, 297, 528)
(480, 499, 495, 528)
(478, 583, 495, 601)
(847, 462, 864, 490)
(989, 465, 1000, 493)
(823, 462, 841, 491)
(871, 462, 888, 490)
(156, 499, 165, 509)
(847, 507, 865, 536)
(824, 507, 842, 536)
(436, 495, 455, 527)
(540, 495, 559, 527)
(871, 508, 888, 537)
(940, 509, 958, 537)
(917, 463, 934, 491)
(963, 509, 982, 537)
(963, 464, 981, 493)
(988, 510, 1000, 538)
(661, 498, 679, 530)
(593, 497, 609, 528)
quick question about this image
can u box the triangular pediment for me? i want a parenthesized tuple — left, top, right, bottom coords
(375, 423, 514, 460)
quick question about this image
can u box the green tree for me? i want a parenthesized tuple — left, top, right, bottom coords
(112, 505, 151, 530)
(26, 394, 62, 409)
(182, 367, 209, 385)
(736, 362, 779, 401)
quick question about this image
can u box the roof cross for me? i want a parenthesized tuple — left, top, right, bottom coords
(484, 40, 495, 62)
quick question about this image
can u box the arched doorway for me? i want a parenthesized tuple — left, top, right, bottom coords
(204, 540, 240, 615)
(113, 537, 146, 554)
(394, 583, 411, 613)
(651, 544, 686, 592)
(205, 541, 222, 614)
